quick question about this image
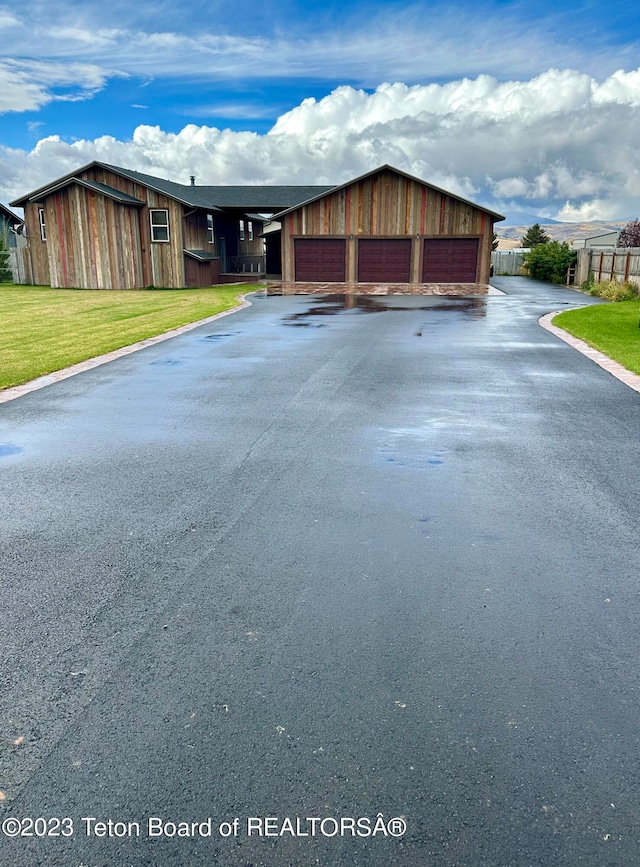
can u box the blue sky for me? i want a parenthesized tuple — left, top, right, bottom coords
(2, 0, 640, 219)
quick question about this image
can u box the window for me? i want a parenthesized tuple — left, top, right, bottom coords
(207, 214, 215, 245)
(150, 209, 169, 242)
(248, 221, 254, 241)
(239, 219, 245, 241)
(38, 208, 47, 241)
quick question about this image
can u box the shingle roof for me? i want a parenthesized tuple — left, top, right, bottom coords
(11, 161, 335, 212)
(100, 164, 334, 211)
(27, 177, 145, 206)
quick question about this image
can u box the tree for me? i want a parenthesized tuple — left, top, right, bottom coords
(521, 223, 551, 248)
(492, 232, 499, 251)
(523, 241, 576, 285)
(617, 219, 640, 248)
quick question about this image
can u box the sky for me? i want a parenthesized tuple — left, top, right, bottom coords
(1, 0, 640, 221)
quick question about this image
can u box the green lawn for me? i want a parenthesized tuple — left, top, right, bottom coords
(0, 283, 261, 390)
(552, 300, 640, 375)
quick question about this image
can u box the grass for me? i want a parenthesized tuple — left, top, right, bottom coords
(0, 283, 261, 390)
(552, 300, 640, 375)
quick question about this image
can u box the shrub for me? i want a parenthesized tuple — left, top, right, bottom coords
(587, 279, 639, 302)
(523, 240, 577, 285)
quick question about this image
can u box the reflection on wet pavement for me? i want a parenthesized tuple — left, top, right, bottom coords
(282, 294, 487, 324)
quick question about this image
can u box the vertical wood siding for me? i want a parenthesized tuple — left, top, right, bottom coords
(282, 169, 496, 285)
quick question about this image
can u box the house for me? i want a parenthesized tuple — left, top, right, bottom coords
(0, 203, 25, 248)
(270, 165, 504, 294)
(10, 163, 503, 293)
(10, 162, 333, 289)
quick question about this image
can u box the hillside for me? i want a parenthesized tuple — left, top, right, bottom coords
(496, 220, 628, 246)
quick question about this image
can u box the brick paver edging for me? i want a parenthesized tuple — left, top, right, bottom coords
(539, 309, 640, 393)
(0, 290, 261, 405)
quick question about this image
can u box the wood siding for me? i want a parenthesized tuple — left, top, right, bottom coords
(282, 169, 496, 286)
(24, 204, 50, 286)
(23, 166, 189, 288)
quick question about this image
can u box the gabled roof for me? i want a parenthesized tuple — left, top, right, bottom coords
(271, 164, 505, 222)
(0, 202, 23, 225)
(27, 177, 145, 206)
(10, 161, 334, 213)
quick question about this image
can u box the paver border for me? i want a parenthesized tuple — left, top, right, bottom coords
(0, 290, 261, 405)
(539, 309, 640, 393)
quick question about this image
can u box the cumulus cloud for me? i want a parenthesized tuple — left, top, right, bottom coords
(3, 69, 640, 220)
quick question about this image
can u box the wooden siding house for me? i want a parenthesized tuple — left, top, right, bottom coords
(272, 165, 504, 294)
(10, 163, 332, 289)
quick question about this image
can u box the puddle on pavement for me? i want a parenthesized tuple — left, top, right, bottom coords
(149, 358, 183, 366)
(282, 295, 486, 324)
(0, 444, 24, 457)
(201, 331, 242, 341)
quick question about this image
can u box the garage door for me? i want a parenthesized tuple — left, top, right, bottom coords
(294, 239, 346, 282)
(358, 239, 412, 282)
(422, 238, 479, 282)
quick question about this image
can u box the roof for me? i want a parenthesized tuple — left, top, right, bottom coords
(271, 164, 505, 222)
(28, 177, 145, 206)
(0, 202, 23, 225)
(10, 161, 334, 212)
(184, 249, 219, 261)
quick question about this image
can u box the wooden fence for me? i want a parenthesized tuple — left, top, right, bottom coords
(8, 247, 32, 284)
(576, 247, 640, 288)
(491, 250, 527, 276)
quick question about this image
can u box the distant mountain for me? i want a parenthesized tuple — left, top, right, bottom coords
(496, 220, 627, 245)
(498, 211, 562, 227)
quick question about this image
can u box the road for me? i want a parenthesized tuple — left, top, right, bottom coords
(1, 277, 639, 866)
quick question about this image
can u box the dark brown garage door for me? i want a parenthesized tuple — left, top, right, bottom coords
(422, 238, 479, 282)
(358, 238, 412, 282)
(294, 239, 346, 282)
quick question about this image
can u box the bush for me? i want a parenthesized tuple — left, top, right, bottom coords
(587, 279, 639, 302)
(523, 241, 577, 285)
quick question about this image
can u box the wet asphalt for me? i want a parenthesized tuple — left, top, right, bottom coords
(1, 277, 639, 867)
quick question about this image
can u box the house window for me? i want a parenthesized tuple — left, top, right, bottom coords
(239, 219, 245, 241)
(150, 209, 170, 242)
(248, 221, 254, 241)
(207, 213, 215, 245)
(38, 208, 47, 241)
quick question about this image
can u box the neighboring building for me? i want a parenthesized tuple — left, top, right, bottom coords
(271, 165, 504, 293)
(0, 203, 25, 248)
(10, 163, 332, 289)
(573, 231, 620, 249)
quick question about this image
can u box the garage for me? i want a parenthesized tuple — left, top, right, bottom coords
(294, 238, 346, 282)
(422, 238, 479, 283)
(357, 238, 412, 282)
(275, 165, 503, 294)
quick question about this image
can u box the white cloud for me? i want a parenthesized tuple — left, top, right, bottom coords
(3, 69, 640, 220)
(0, 1, 638, 92)
(0, 58, 115, 113)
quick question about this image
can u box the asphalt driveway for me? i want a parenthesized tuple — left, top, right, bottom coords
(1, 277, 639, 866)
